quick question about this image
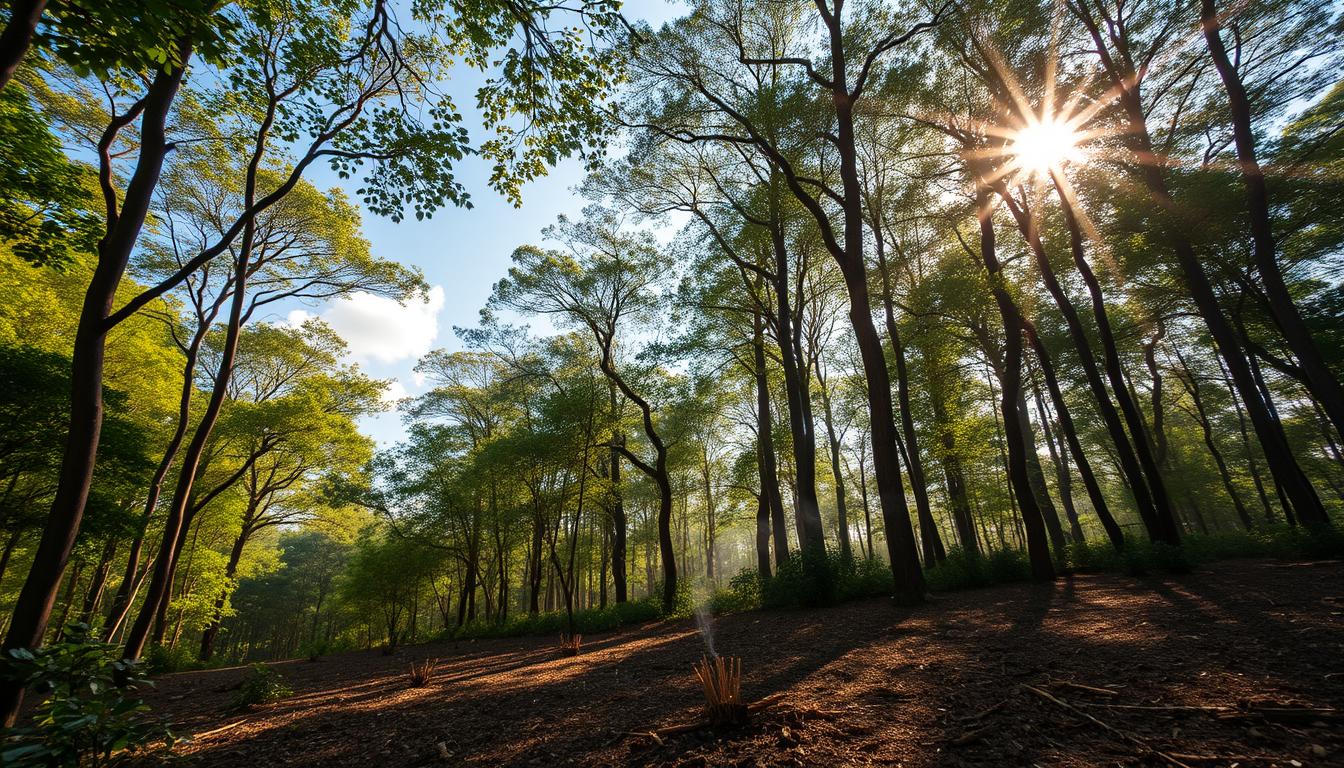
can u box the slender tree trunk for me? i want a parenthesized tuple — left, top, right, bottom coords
(1073, 0, 1328, 528)
(997, 183, 1173, 544)
(753, 308, 783, 574)
(1023, 321, 1126, 549)
(1017, 385, 1066, 552)
(974, 185, 1054, 580)
(875, 237, 945, 565)
(124, 227, 254, 662)
(1032, 373, 1083, 542)
(0, 55, 188, 724)
(814, 360, 852, 561)
(1051, 176, 1182, 544)
(0, 0, 47, 91)
(79, 539, 117, 624)
(1200, 0, 1344, 446)
(766, 184, 824, 553)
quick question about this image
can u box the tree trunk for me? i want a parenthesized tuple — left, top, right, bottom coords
(1031, 373, 1083, 542)
(974, 185, 1054, 580)
(1200, 0, 1344, 447)
(0, 55, 188, 724)
(124, 220, 255, 662)
(875, 237, 945, 565)
(1072, 0, 1328, 529)
(0, 0, 47, 91)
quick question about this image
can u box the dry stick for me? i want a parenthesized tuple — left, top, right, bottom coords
(1050, 680, 1120, 697)
(1022, 685, 1194, 768)
(193, 718, 249, 739)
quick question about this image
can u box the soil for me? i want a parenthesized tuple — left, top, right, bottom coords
(143, 559, 1344, 767)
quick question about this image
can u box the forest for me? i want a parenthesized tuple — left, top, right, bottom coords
(0, 0, 1341, 764)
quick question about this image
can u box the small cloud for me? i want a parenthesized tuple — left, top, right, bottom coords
(285, 309, 313, 328)
(317, 286, 445, 364)
(411, 370, 427, 387)
(380, 379, 409, 405)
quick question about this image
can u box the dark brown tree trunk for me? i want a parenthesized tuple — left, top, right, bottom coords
(932, 392, 979, 554)
(0, 55, 187, 725)
(874, 236, 945, 565)
(0, 0, 47, 91)
(974, 185, 1054, 580)
(814, 360, 852, 561)
(1073, 0, 1328, 529)
(1176, 351, 1255, 529)
(754, 307, 784, 574)
(1050, 176, 1182, 544)
(1201, 0, 1344, 446)
(766, 186, 824, 553)
(996, 184, 1174, 544)
(1017, 385, 1066, 552)
(1023, 320, 1126, 549)
(1032, 373, 1083, 542)
(124, 226, 254, 662)
(606, 415, 628, 603)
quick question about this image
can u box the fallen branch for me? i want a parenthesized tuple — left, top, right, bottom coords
(1022, 685, 1194, 768)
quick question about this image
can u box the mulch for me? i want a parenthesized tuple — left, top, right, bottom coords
(141, 559, 1344, 767)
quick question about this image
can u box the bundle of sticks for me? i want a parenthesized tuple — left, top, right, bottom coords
(694, 654, 748, 726)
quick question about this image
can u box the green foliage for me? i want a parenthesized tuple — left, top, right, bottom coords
(230, 664, 292, 711)
(924, 547, 1034, 592)
(141, 644, 197, 675)
(0, 85, 98, 268)
(0, 624, 175, 767)
(708, 570, 763, 614)
(445, 598, 663, 642)
(760, 551, 894, 609)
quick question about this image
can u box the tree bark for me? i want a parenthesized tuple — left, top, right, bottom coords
(0, 53, 188, 725)
(1200, 0, 1344, 446)
(974, 185, 1054, 580)
(0, 0, 46, 92)
(1072, 0, 1328, 529)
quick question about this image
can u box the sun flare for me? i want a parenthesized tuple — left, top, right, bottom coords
(1010, 117, 1085, 176)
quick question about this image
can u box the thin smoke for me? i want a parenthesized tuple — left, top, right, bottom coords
(693, 605, 717, 659)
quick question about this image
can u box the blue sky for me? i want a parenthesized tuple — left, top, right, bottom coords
(276, 0, 687, 447)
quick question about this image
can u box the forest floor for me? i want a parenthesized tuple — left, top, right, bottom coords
(144, 559, 1344, 767)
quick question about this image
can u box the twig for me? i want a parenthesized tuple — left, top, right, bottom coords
(1022, 685, 1194, 768)
(1075, 703, 1233, 713)
(1050, 680, 1120, 697)
(193, 719, 249, 739)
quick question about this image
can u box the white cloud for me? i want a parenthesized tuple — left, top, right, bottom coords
(380, 379, 409, 405)
(315, 286, 445, 364)
(411, 370, 427, 387)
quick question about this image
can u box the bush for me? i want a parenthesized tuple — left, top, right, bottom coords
(298, 639, 330, 662)
(0, 623, 176, 767)
(708, 570, 763, 614)
(230, 664, 291, 711)
(143, 643, 197, 675)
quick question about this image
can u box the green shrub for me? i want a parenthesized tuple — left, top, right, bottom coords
(230, 664, 291, 711)
(297, 639, 330, 662)
(0, 623, 176, 767)
(143, 643, 196, 675)
(709, 570, 763, 613)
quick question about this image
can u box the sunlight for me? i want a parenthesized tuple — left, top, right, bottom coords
(1010, 116, 1085, 177)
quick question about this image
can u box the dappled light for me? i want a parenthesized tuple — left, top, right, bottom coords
(0, 0, 1341, 764)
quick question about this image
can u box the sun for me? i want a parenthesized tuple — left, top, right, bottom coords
(1010, 116, 1085, 177)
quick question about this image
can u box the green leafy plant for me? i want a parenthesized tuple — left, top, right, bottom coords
(229, 664, 291, 711)
(0, 623, 175, 767)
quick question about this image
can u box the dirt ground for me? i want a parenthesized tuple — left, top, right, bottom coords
(143, 559, 1344, 767)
